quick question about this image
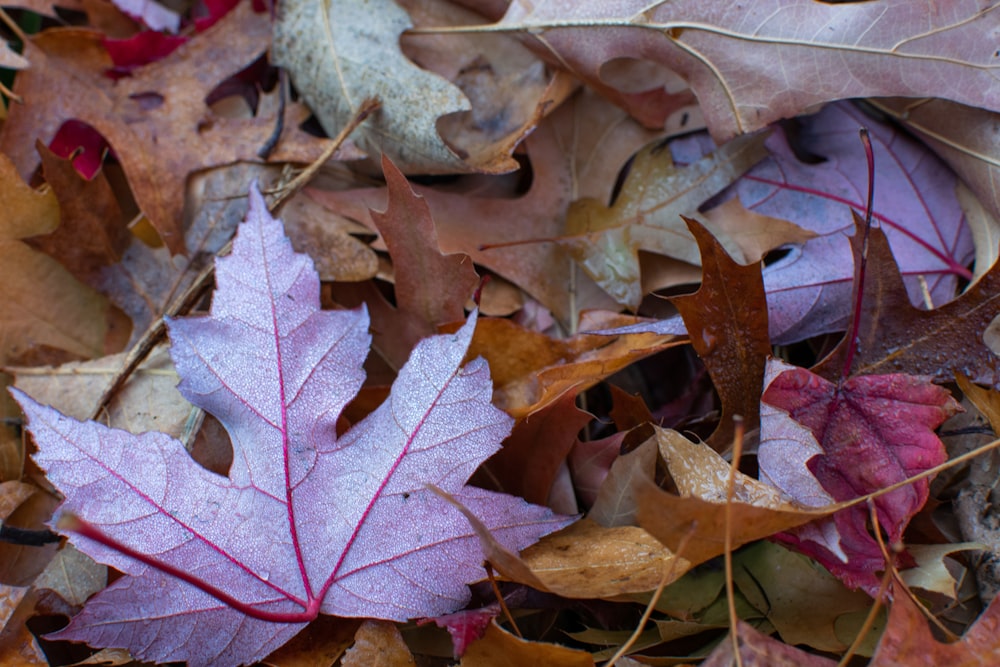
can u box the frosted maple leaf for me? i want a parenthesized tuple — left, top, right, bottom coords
(13, 186, 573, 666)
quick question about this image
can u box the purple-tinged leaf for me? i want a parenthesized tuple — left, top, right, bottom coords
(13, 185, 572, 666)
(591, 102, 973, 345)
(758, 359, 960, 594)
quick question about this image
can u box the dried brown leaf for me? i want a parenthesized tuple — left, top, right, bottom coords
(342, 621, 416, 667)
(0, 154, 109, 364)
(671, 218, 771, 450)
(563, 132, 768, 308)
(459, 622, 594, 667)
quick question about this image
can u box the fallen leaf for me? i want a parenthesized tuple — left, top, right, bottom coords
(568, 431, 625, 508)
(308, 88, 657, 324)
(812, 214, 1000, 387)
(334, 155, 479, 369)
(398, 0, 576, 170)
(31, 141, 129, 284)
(589, 435, 657, 528)
(1, 2, 331, 254)
(489, 0, 1000, 142)
(11, 345, 194, 444)
(899, 543, 983, 600)
(700, 620, 837, 667)
(869, 580, 1000, 666)
(279, 192, 378, 284)
(341, 621, 415, 667)
(261, 616, 361, 667)
(517, 518, 683, 598)
(671, 218, 771, 450)
(472, 392, 591, 507)
(14, 186, 571, 666)
(637, 428, 830, 568)
(760, 359, 961, 593)
(868, 98, 1000, 230)
(0, 153, 110, 364)
(273, 0, 470, 173)
(955, 374, 1000, 434)
(0, 481, 60, 586)
(275, 0, 560, 173)
(577, 100, 975, 350)
(460, 621, 594, 666)
(97, 164, 275, 345)
(562, 131, 769, 308)
(464, 316, 680, 418)
(33, 544, 107, 609)
(732, 541, 873, 653)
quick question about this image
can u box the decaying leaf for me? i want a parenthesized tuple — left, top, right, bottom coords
(489, 0, 1000, 141)
(341, 621, 416, 667)
(308, 88, 657, 324)
(333, 155, 479, 369)
(460, 622, 594, 666)
(1, 2, 330, 254)
(637, 427, 833, 567)
(700, 620, 837, 667)
(812, 215, 1000, 387)
(561, 131, 769, 308)
(0, 153, 110, 365)
(868, 580, 1000, 666)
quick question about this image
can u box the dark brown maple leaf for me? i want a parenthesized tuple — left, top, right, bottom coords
(813, 213, 1000, 387)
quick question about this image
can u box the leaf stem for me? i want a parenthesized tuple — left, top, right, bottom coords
(840, 128, 874, 383)
(62, 514, 318, 624)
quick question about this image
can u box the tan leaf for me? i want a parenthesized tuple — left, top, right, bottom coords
(463, 316, 681, 418)
(460, 622, 594, 666)
(33, 544, 106, 608)
(637, 427, 833, 567)
(563, 132, 768, 308)
(520, 519, 687, 598)
(702, 197, 818, 265)
(0, 153, 109, 364)
(308, 88, 660, 324)
(273, 0, 471, 173)
(342, 621, 416, 667)
(275, 0, 573, 174)
(589, 435, 657, 528)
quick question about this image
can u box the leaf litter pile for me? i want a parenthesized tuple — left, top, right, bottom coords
(2, 0, 1000, 665)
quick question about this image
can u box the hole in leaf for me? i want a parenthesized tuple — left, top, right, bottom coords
(762, 246, 793, 267)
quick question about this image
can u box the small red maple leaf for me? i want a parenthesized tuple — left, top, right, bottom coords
(760, 363, 960, 593)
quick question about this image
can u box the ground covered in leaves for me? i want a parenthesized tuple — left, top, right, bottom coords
(2, 0, 1000, 665)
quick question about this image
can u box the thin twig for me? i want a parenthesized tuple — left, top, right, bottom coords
(724, 416, 746, 667)
(486, 563, 521, 638)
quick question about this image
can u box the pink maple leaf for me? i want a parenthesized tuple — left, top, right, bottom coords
(759, 360, 960, 594)
(12, 186, 572, 666)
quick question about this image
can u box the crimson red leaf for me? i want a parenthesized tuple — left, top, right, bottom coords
(48, 120, 110, 180)
(760, 363, 960, 593)
(13, 186, 571, 666)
